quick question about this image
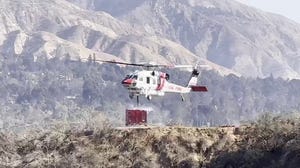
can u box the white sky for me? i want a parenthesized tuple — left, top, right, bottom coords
(236, 0, 300, 23)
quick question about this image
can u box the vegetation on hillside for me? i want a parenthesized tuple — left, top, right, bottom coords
(210, 114, 300, 168)
(1, 114, 300, 167)
(0, 53, 300, 132)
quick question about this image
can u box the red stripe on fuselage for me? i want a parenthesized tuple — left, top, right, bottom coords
(122, 79, 134, 87)
(156, 76, 165, 91)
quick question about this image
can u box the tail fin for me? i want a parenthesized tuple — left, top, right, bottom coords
(187, 69, 208, 92)
(187, 69, 200, 87)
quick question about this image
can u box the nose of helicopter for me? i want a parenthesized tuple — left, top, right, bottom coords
(121, 79, 134, 87)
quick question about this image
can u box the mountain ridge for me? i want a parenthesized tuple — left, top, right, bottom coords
(1, 0, 300, 78)
(0, 0, 239, 76)
(68, 0, 300, 79)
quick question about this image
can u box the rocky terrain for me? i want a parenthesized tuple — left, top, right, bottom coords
(1, 0, 300, 78)
(0, 0, 236, 76)
(69, 0, 300, 79)
(1, 114, 300, 168)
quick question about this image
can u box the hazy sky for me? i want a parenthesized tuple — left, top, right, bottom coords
(236, 0, 300, 23)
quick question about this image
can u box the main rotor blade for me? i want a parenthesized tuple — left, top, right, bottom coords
(171, 65, 194, 68)
(85, 58, 204, 69)
(197, 64, 211, 69)
(96, 60, 145, 67)
(93, 59, 172, 68)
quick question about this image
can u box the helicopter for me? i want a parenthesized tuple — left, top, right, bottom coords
(94, 59, 208, 105)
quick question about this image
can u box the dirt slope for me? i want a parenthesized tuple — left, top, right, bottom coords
(1, 117, 300, 167)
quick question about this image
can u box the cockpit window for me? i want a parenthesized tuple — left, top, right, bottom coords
(126, 75, 138, 79)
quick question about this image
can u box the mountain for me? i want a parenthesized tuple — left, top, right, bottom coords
(68, 0, 300, 79)
(0, 0, 126, 61)
(0, 0, 237, 76)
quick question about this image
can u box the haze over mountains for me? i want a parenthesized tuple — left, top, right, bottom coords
(66, 0, 300, 79)
(1, 0, 300, 78)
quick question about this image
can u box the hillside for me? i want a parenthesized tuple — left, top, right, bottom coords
(2, 0, 300, 78)
(0, 56, 300, 131)
(0, 0, 236, 76)
(68, 0, 300, 79)
(2, 115, 300, 167)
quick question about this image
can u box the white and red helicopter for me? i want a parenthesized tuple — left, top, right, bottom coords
(95, 60, 208, 105)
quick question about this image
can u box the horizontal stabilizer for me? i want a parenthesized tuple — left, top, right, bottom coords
(190, 86, 208, 92)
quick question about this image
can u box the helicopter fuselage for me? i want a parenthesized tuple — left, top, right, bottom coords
(121, 70, 192, 100)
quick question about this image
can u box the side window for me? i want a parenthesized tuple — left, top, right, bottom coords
(152, 78, 156, 85)
(146, 77, 150, 84)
